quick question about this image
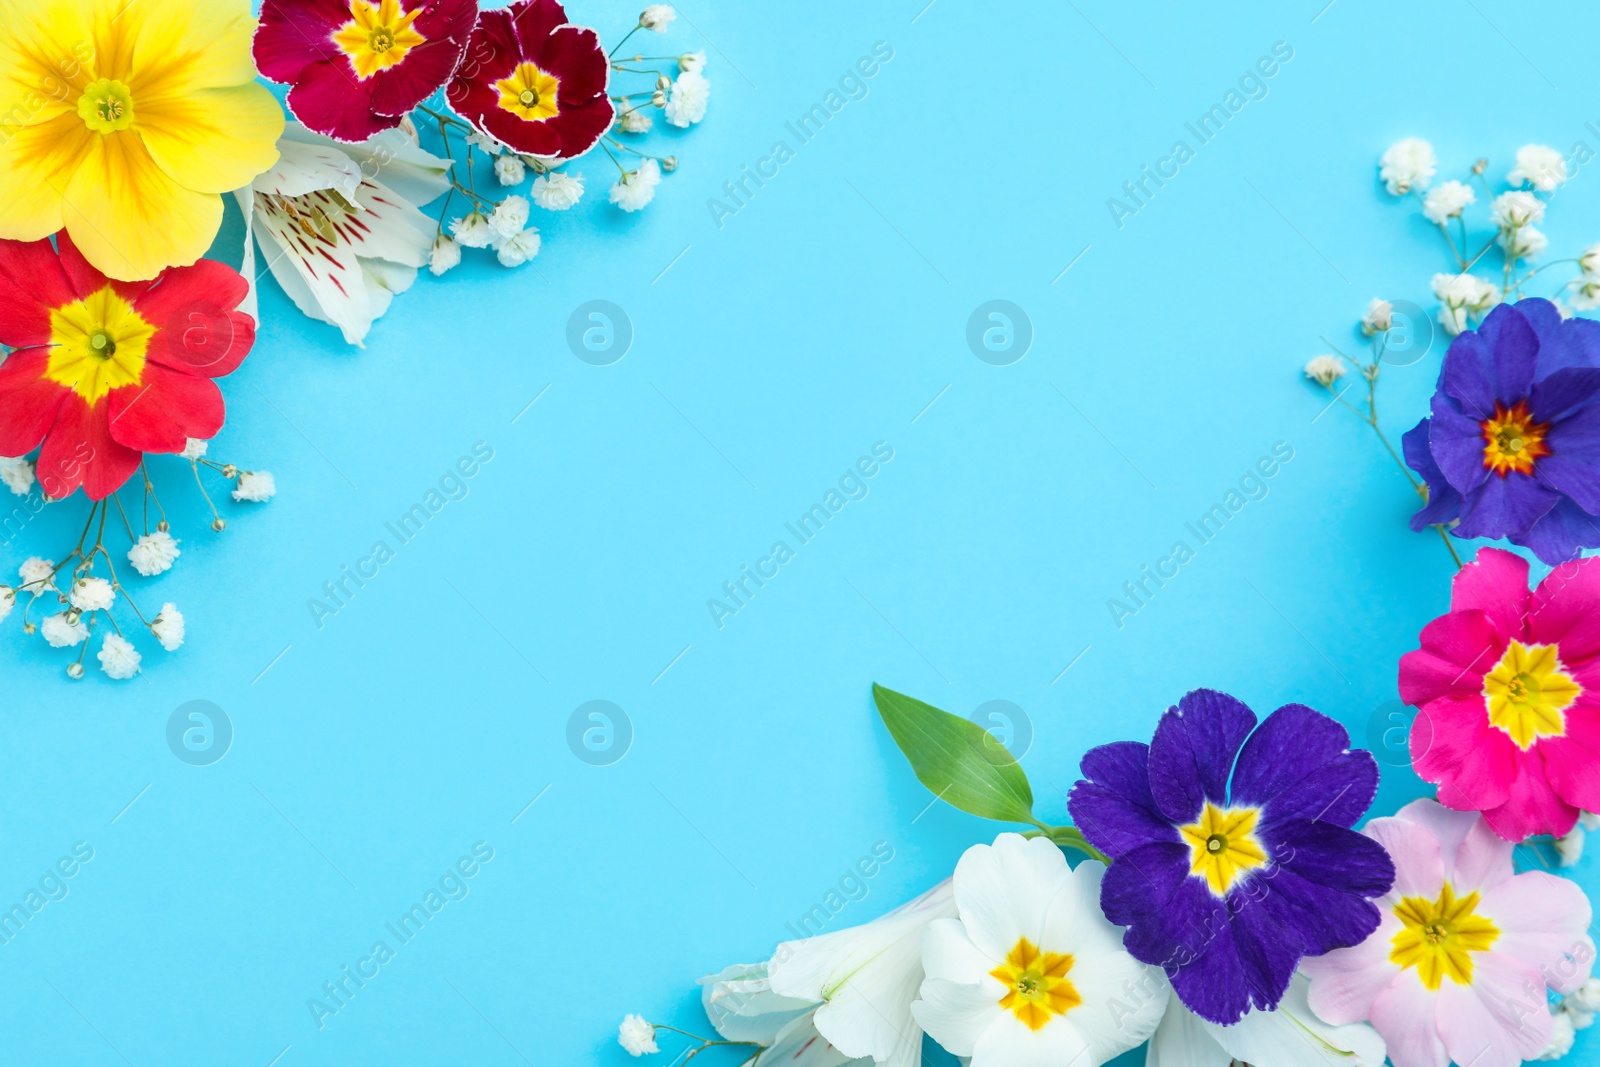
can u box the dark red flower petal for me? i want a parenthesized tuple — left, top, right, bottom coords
(368, 0, 479, 116)
(544, 25, 607, 100)
(39, 394, 141, 501)
(0, 238, 75, 347)
(287, 61, 406, 143)
(108, 365, 225, 456)
(254, 0, 348, 82)
(0, 347, 68, 456)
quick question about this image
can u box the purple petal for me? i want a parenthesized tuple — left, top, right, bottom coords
(1100, 842, 1239, 995)
(1068, 741, 1178, 858)
(1511, 498, 1600, 565)
(1228, 704, 1378, 826)
(1479, 302, 1541, 403)
(1169, 923, 1253, 1024)
(1265, 818, 1397, 900)
(1455, 471, 1560, 540)
(1532, 366, 1600, 423)
(1223, 888, 1303, 1013)
(1430, 391, 1492, 494)
(1403, 418, 1464, 529)
(1440, 329, 1500, 419)
(1147, 689, 1257, 823)
(1520, 297, 1600, 375)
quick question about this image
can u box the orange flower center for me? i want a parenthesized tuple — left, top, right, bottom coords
(46, 287, 152, 404)
(333, 0, 426, 79)
(1480, 400, 1550, 476)
(496, 62, 561, 122)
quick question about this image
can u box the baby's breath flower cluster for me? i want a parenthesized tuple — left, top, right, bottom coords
(1, 441, 273, 681)
(1378, 138, 1597, 334)
(426, 5, 708, 275)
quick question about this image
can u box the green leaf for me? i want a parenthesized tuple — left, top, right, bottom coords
(872, 683, 1037, 826)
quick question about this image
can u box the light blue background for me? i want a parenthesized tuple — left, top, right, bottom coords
(2, 0, 1598, 1063)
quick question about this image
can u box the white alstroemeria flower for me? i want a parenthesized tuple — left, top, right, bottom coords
(699, 962, 868, 1067)
(1147, 974, 1386, 1067)
(236, 123, 451, 347)
(913, 835, 1165, 1067)
(767, 878, 957, 1067)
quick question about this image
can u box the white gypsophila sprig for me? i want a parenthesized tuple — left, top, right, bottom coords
(152, 603, 184, 652)
(610, 159, 661, 212)
(429, 235, 461, 276)
(1500, 224, 1548, 261)
(493, 228, 542, 268)
(449, 212, 494, 249)
(1380, 137, 1436, 195)
(232, 471, 276, 503)
(19, 556, 55, 593)
(0, 456, 34, 497)
(1361, 298, 1393, 335)
(639, 4, 675, 31)
(180, 438, 208, 460)
(615, 103, 653, 133)
(1491, 190, 1546, 230)
(664, 70, 710, 128)
(1432, 272, 1500, 335)
(40, 612, 87, 648)
(488, 195, 530, 238)
(1304, 355, 1347, 386)
(1422, 180, 1475, 225)
(1509, 143, 1569, 192)
(493, 154, 526, 186)
(617, 1015, 658, 1056)
(128, 530, 180, 577)
(69, 577, 114, 613)
(97, 634, 140, 680)
(531, 171, 584, 210)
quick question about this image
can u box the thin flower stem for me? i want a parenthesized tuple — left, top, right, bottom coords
(611, 65, 670, 77)
(191, 460, 222, 528)
(110, 491, 136, 541)
(1027, 818, 1110, 864)
(608, 23, 642, 58)
(605, 137, 667, 162)
(599, 141, 629, 177)
(141, 460, 167, 528)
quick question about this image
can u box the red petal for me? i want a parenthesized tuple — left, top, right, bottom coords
(131, 258, 255, 377)
(0, 238, 75, 347)
(506, 0, 569, 49)
(0, 347, 68, 455)
(368, 0, 478, 115)
(38, 394, 140, 500)
(553, 94, 614, 158)
(478, 105, 563, 156)
(286, 60, 402, 143)
(107, 364, 225, 455)
(543, 25, 608, 101)
(55, 229, 148, 304)
(254, 0, 346, 82)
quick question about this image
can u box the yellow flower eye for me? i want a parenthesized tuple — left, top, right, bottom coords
(76, 79, 136, 134)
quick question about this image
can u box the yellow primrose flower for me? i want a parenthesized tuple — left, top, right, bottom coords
(0, 0, 284, 281)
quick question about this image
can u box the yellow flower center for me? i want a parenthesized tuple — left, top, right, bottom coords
(496, 62, 562, 122)
(1389, 883, 1500, 990)
(1482, 640, 1578, 749)
(333, 0, 426, 79)
(45, 287, 153, 404)
(1480, 400, 1550, 476)
(1178, 802, 1268, 896)
(989, 938, 1080, 1032)
(76, 79, 135, 134)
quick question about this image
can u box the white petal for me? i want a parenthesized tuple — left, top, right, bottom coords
(1147, 998, 1232, 1067)
(766, 1012, 870, 1067)
(697, 962, 816, 1044)
(971, 1009, 1091, 1067)
(1204, 975, 1387, 1067)
(911, 977, 1001, 1058)
(952, 833, 1070, 961)
(254, 136, 362, 199)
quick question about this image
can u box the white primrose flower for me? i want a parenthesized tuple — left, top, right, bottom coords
(911, 834, 1166, 1067)
(97, 634, 140, 680)
(449, 212, 494, 249)
(180, 438, 208, 461)
(767, 877, 957, 1067)
(664, 70, 710, 128)
(238, 123, 452, 346)
(616, 103, 653, 133)
(1361, 298, 1393, 335)
(1490, 190, 1546, 230)
(0, 585, 13, 623)
(700, 962, 867, 1067)
(40, 611, 87, 648)
(617, 1014, 658, 1056)
(680, 50, 706, 75)
(1146, 973, 1386, 1067)
(233, 471, 276, 503)
(493, 228, 542, 268)
(70, 577, 114, 613)
(19, 557, 55, 592)
(1509, 143, 1569, 192)
(610, 159, 662, 212)
(531, 171, 584, 210)
(640, 4, 676, 31)
(429, 235, 461, 276)
(1500, 223, 1548, 260)
(0, 455, 34, 497)
(488, 194, 530, 239)
(152, 603, 184, 652)
(1304, 354, 1347, 386)
(1422, 179, 1475, 225)
(493, 154, 526, 186)
(127, 530, 180, 577)
(1379, 138, 1436, 195)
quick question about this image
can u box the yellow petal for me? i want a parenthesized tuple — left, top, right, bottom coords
(125, 0, 258, 98)
(0, 109, 95, 240)
(61, 129, 221, 281)
(0, 0, 95, 122)
(137, 83, 283, 194)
